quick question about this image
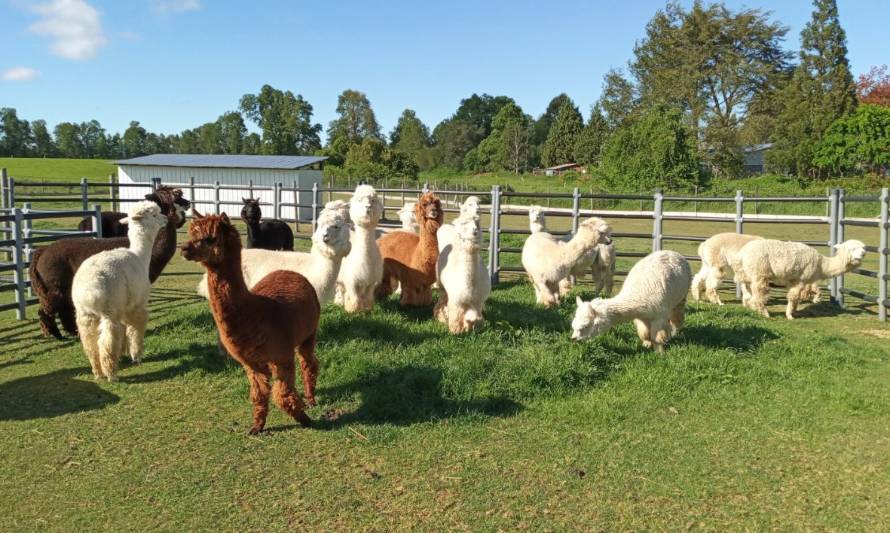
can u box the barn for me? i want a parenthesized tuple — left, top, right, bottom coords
(115, 154, 327, 221)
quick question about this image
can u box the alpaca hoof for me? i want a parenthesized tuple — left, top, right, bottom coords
(305, 397, 317, 408)
(106, 375, 117, 382)
(247, 426, 265, 435)
(130, 358, 142, 365)
(641, 340, 653, 349)
(785, 314, 795, 320)
(296, 412, 313, 428)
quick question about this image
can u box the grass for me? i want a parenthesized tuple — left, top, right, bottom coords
(1, 247, 889, 529)
(0, 157, 115, 183)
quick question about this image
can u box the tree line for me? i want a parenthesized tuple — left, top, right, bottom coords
(1, 0, 888, 189)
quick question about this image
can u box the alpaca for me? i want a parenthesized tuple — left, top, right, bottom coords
(77, 212, 128, 237)
(572, 250, 692, 352)
(240, 198, 294, 251)
(182, 211, 321, 435)
(376, 192, 443, 306)
(691, 232, 820, 306)
(461, 195, 481, 217)
(435, 215, 490, 333)
(197, 210, 351, 305)
(71, 201, 169, 380)
(528, 205, 546, 234)
(734, 239, 866, 319)
(436, 196, 483, 253)
(325, 200, 352, 226)
(590, 241, 616, 297)
(397, 202, 419, 233)
(335, 185, 385, 312)
(29, 186, 190, 339)
(521, 217, 612, 308)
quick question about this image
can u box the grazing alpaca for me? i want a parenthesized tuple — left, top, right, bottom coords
(521, 217, 612, 308)
(335, 185, 385, 312)
(240, 198, 294, 251)
(734, 239, 866, 319)
(572, 250, 692, 352)
(397, 202, 419, 233)
(376, 192, 443, 306)
(197, 210, 351, 305)
(435, 215, 490, 333)
(182, 211, 321, 435)
(72, 201, 169, 380)
(29, 186, 190, 339)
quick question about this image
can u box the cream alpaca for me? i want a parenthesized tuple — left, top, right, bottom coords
(71, 201, 168, 380)
(435, 215, 490, 333)
(335, 185, 384, 312)
(528, 205, 546, 234)
(437, 196, 484, 253)
(734, 239, 866, 319)
(397, 202, 419, 233)
(521, 217, 612, 307)
(572, 250, 692, 352)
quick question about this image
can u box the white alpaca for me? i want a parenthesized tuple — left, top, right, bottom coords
(397, 202, 419, 233)
(571, 250, 692, 352)
(461, 195, 481, 217)
(324, 199, 352, 226)
(335, 185, 384, 312)
(734, 239, 866, 319)
(72, 201, 168, 380)
(197, 211, 351, 305)
(521, 217, 612, 308)
(435, 215, 491, 334)
(528, 205, 546, 234)
(438, 196, 484, 253)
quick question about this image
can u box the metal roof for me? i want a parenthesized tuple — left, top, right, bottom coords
(115, 154, 327, 170)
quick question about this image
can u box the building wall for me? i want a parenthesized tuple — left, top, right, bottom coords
(118, 165, 322, 220)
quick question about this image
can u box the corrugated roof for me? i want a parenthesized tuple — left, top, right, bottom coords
(115, 154, 327, 170)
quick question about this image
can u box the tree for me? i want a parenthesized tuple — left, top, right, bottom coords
(452, 93, 515, 140)
(463, 102, 530, 173)
(814, 104, 890, 175)
(532, 94, 573, 145)
(240, 85, 322, 155)
(541, 99, 583, 166)
(31, 120, 55, 157)
(217, 111, 246, 154)
(598, 69, 636, 131)
(123, 121, 148, 157)
(573, 105, 609, 167)
(342, 137, 419, 181)
(196, 122, 223, 154)
(242, 133, 261, 155)
(0, 108, 32, 157)
(390, 109, 433, 170)
(768, 0, 857, 177)
(431, 119, 483, 169)
(600, 105, 701, 191)
(79, 120, 106, 158)
(857, 65, 890, 108)
(53, 122, 83, 158)
(327, 89, 383, 145)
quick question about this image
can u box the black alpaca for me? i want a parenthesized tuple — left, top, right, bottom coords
(77, 212, 129, 237)
(240, 198, 294, 251)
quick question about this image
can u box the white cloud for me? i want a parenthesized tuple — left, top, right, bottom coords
(153, 0, 201, 13)
(1, 67, 40, 81)
(28, 0, 107, 61)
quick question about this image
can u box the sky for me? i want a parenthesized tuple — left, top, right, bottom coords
(1, 0, 888, 140)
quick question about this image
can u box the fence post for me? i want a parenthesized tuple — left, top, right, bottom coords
(1, 168, 7, 211)
(734, 190, 745, 298)
(490, 185, 501, 285)
(311, 182, 319, 231)
(109, 174, 118, 213)
(837, 188, 846, 308)
(214, 180, 221, 215)
(571, 187, 581, 234)
(8, 176, 15, 209)
(273, 182, 281, 220)
(248, 179, 254, 200)
(878, 187, 888, 322)
(189, 177, 196, 217)
(80, 177, 89, 212)
(22, 203, 32, 297)
(12, 208, 26, 320)
(93, 204, 103, 238)
(292, 180, 300, 234)
(828, 188, 839, 302)
(652, 189, 664, 252)
(422, 182, 429, 194)
(151, 177, 161, 192)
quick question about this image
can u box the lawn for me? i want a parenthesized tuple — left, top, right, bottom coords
(1, 248, 889, 530)
(0, 157, 115, 183)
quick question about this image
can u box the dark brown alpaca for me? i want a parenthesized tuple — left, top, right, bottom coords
(376, 192, 443, 306)
(181, 211, 321, 435)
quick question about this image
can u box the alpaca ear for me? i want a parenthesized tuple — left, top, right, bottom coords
(833, 243, 841, 250)
(191, 207, 204, 218)
(119, 217, 130, 225)
(220, 212, 231, 226)
(575, 296, 583, 307)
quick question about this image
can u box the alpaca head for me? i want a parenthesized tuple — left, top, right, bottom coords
(576, 217, 612, 247)
(528, 205, 545, 229)
(312, 212, 352, 259)
(180, 210, 242, 267)
(461, 196, 481, 218)
(835, 239, 867, 267)
(415, 192, 443, 233)
(349, 185, 383, 228)
(120, 200, 168, 243)
(571, 296, 612, 341)
(453, 215, 482, 251)
(324, 199, 352, 226)
(145, 186, 191, 228)
(240, 198, 262, 223)
(398, 202, 418, 231)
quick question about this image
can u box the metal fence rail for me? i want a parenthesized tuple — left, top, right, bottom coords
(1, 169, 887, 323)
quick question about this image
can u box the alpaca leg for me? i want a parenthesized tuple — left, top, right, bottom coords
(297, 334, 319, 407)
(749, 279, 770, 317)
(633, 319, 652, 349)
(38, 305, 64, 340)
(271, 361, 312, 428)
(97, 318, 122, 381)
(434, 290, 449, 324)
(447, 304, 465, 334)
(76, 312, 103, 379)
(785, 284, 803, 320)
(691, 265, 708, 301)
(809, 284, 822, 304)
(124, 307, 148, 364)
(543, 281, 560, 308)
(60, 298, 79, 337)
(245, 366, 271, 435)
(558, 278, 572, 297)
(333, 283, 345, 306)
(705, 266, 724, 305)
(669, 301, 686, 337)
(602, 271, 614, 297)
(650, 318, 669, 353)
(529, 275, 543, 304)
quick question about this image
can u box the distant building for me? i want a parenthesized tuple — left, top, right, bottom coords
(742, 143, 773, 174)
(115, 154, 326, 221)
(534, 163, 587, 176)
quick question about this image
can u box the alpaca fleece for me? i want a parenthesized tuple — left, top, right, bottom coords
(335, 185, 384, 312)
(182, 212, 321, 435)
(29, 186, 189, 339)
(376, 192, 443, 306)
(77, 212, 129, 237)
(435, 215, 490, 333)
(240, 198, 294, 251)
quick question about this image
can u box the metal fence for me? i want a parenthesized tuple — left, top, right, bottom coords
(1, 170, 888, 323)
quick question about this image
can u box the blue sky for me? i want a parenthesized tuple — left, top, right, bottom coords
(1, 0, 887, 139)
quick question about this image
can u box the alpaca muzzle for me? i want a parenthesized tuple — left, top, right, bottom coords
(180, 242, 196, 260)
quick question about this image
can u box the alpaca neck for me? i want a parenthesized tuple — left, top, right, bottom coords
(820, 248, 855, 278)
(244, 219, 261, 238)
(415, 221, 440, 273)
(311, 244, 344, 279)
(127, 228, 155, 268)
(204, 248, 251, 324)
(599, 295, 636, 327)
(148, 215, 178, 283)
(352, 224, 377, 252)
(562, 234, 594, 266)
(452, 243, 480, 270)
(530, 221, 545, 233)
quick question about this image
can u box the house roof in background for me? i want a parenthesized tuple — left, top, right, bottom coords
(742, 143, 774, 153)
(115, 154, 327, 170)
(544, 162, 584, 171)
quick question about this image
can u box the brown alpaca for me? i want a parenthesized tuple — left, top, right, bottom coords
(376, 192, 443, 306)
(181, 211, 321, 435)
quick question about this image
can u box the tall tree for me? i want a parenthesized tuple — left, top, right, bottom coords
(79, 120, 106, 158)
(573, 105, 609, 167)
(541, 99, 583, 166)
(122, 121, 148, 157)
(217, 111, 246, 154)
(814, 104, 890, 175)
(31, 119, 55, 157)
(597, 69, 636, 131)
(327, 89, 383, 145)
(390, 109, 432, 170)
(0, 108, 32, 157)
(196, 122, 223, 154)
(768, 0, 857, 177)
(431, 118, 484, 170)
(857, 65, 890, 108)
(452, 93, 515, 140)
(240, 85, 322, 155)
(53, 122, 84, 158)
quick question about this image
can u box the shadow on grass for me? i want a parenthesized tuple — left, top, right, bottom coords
(0, 367, 119, 420)
(320, 313, 437, 346)
(121, 342, 234, 384)
(376, 297, 438, 324)
(678, 323, 778, 351)
(318, 365, 522, 428)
